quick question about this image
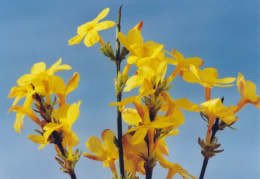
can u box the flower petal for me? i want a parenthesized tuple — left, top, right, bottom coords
(84, 30, 100, 47)
(95, 21, 115, 31)
(131, 128, 148, 144)
(86, 136, 106, 156)
(94, 8, 109, 23)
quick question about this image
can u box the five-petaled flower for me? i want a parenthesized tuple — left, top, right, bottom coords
(68, 8, 115, 47)
(83, 129, 119, 176)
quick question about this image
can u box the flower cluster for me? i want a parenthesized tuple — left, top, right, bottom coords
(70, 8, 259, 179)
(8, 59, 81, 176)
(8, 7, 260, 179)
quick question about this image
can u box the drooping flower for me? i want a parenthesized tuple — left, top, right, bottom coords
(235, 73, 260, 113)
(201, 98, 238, 145)
(83, 129, 118, 176)
(43, 101, 81, 159)
(8, 59, 73, 132)
(122, 133, 146, 176)
(182, 65, 236, 101)
(68, 8, 115, 47)
(7, 105, 42, 133)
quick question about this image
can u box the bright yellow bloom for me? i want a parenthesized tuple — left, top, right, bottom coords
(235, 73, 260, 113)
(48, 72, 80, 106)
(43, 101, 81, 159)
(182, 65, 236, 100)
(201, 98, 238, 145)
(83, 129, 118, 176)
(8, 59, 73, 132)
(122, 133, 146, 176)
(118, 21, 143, 56)
(68, 8, 115, 47)
(118, 21, 165, 68)
(125, 105, 175, 145)
(164, 49, 204, 83)
(17, 58, 71, 87)
(124, 61, 167, 92)
(10, 58, 71, 104)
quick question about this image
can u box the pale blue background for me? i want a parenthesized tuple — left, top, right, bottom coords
(0, 0, 259, 179)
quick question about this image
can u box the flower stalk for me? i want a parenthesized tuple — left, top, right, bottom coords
(115, 6, 125, 178)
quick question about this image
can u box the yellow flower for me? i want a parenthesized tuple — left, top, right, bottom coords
(48, 72, 80, 106)
(118, 21, 143, 56)
(83, 129, 118, 176)
(118, 21, 164, 67)
(182, 65, 236, 101)
(201, 98, 238, 145)
(235, 73, 260, 113)
(7, 105, 42, 133)
(43, 101, 81, 159)
(122, 133, 146, 176)
(156, 150, 196, 179)
(124, 61, 167, 92)
(17, 58, 71, 87)
(124, 105, 175, 145)
(10, 58, 71, 104)
(164, 49, 204, 83)
(68, 8, 115, 47)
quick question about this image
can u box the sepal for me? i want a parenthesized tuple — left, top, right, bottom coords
(55, 148, 82, 173)
(198, 137, 224, 159)
(99, 42, 116, 62)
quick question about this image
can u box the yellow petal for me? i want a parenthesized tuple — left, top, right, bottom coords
(237, 73, 245, 95)
(17, 74, 34, 86)
(14, 113, 24, 133)
(86, 136, 106, 156)
(244, 80, 259, 102)
(65, 72, 80, 95)
(84, 30, 100, 47)
(175, 98, 201, 112)
(48, 75, 66, 94)
(95, 21, 115, 31)
(83, 152, 104, 161)
(101, 129, 117, 153)
(94, 8, 110, 23)
(27, 134, 49, 149)
(122, 108, 142, 125)
(109, 96, 137, 106)
(124, 75, 143, 92)
(131, 128, 148, 144)
(58, 103, 70, 122)
(157, 138, 169, 156)
(127, 55, 139, 64)
(30, 62, 46, 74)
(184, 57, 204, 67)
(68, 32, 87, 45)
(67, 103, 79, 126)
(71, 131, 79, 146)
(215, 77, 236, 85)
(43, 123, 63, 141)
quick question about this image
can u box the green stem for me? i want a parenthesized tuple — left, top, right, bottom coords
(116, 6, 125, 178)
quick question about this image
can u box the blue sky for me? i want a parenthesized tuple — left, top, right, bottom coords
(0, 0, 259, 179)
